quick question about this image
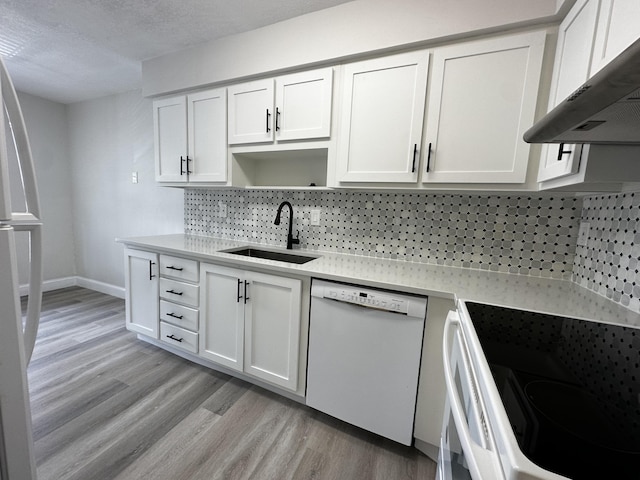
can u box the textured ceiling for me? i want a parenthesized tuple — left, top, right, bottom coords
(0, 0, 353, 104)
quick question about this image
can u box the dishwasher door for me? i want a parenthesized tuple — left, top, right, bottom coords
(306, 279, 427, 445)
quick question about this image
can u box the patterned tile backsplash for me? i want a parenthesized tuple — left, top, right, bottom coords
(185, 189, 581, 279)
(573, 191, 640, 313)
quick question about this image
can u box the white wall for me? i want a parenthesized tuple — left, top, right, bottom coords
(67, 90, 183, 292)
(143, 0, 566, 96)
(16, 92, 76, 288)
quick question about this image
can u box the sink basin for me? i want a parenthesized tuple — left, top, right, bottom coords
(221, 247, 319, 264)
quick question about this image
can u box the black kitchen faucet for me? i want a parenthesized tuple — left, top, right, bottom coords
(274, 201, 300, 250)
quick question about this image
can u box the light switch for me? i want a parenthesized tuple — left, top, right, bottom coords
(577, 222, 590, 247)
(311, 209, 321, 226)
(219, 202, 227, 218)
(131, 171, 138, 184)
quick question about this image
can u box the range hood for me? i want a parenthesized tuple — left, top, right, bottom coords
(524, 37, 640, 144)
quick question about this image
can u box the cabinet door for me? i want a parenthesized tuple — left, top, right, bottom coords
(227, 79, 274, 145)
(336, 51, 429, 183)
(275, 68, 333, 141)
(244, 272, 301, 391)
(124, 248, 159, 338)
(187, 88, 228, 183)
(199, 264, 244, 371)
(538, 0, 600, 182)
(423, 31, 545, 183)
(591, 0, 640, 75)
(153, 96, 187, 183)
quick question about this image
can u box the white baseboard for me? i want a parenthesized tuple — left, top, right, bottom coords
(20, 276, 125, 299)
(414, 438, 439, 463)
(44, 276, 77, 292)
(76, 277, 125, 299)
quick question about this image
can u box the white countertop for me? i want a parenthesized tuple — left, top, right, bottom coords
(117, 234, 640, 329)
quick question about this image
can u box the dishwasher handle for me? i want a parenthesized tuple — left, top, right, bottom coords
(442, 311, 504, 480)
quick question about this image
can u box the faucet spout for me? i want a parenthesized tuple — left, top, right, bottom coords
(274, 201, 300, 249)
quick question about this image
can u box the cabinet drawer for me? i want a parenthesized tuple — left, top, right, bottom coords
(160, 322, 198, 354)
(160, 255, 199, 282)
(160, 278, 199, 307)
(160, 300, 198, 331)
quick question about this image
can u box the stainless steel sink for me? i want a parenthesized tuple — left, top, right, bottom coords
(221, 247, 319, 264)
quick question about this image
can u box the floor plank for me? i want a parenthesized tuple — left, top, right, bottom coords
(26, 287, 437, 480)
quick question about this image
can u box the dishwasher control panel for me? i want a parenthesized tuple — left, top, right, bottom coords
(317, 284, 409, 314)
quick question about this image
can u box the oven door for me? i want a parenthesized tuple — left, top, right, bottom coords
(439, 310, 504, 480)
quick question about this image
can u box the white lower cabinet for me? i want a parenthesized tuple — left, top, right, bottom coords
(159, 300, 198, 331)
(124, 248, 305, 393)
(413, 296, 455, 460)
(199, 263, 302, 391)
(157, 254, 200, 353)
(160, 322, 198, 354)
(199, 264, 245, 370)
(124, 248, 159, 339)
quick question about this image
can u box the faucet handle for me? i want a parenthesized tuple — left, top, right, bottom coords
(292, 230, 300, 245)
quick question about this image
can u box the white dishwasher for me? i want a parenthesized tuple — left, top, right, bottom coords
(306, 279, 427, 446)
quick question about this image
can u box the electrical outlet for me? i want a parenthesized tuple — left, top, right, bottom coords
(131, 171, 138, 184)
(311, 209, 321, 226)
(577, 222, 590, 247)
(219, 202, 227, 218)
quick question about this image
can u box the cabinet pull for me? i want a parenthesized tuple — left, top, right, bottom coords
(186, 156, 193, 174)
(166, 334, 183, 343)
(165, 289, 183, 296)
(276, 107, 281, 131)
(244, 280, 250, 304)
(167, 312, 184, 320)
(166, 266, 184, 271)
(237, 278, 243, 303)
(411, 144, 417, 173)
(426, 142, 432, 173)
(149, 261, 156, 280)
(266, 109, 271, 133)
(557, 143, 572, 161)
(180, 156, 186, 175)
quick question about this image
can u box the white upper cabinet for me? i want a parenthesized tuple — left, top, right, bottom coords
(590, 0, 640, 75)
(422, 31, 546, 184)
(228, 68, 333, 145)
(538, 0, 601, 182)
(336, 51, 430, 183)
(154, 96, 187, 183)
(187, 89, 227, 182)
(154, 87, 227, 184)
(538, 0, 640, 187)
(275, 69, 333, 141)
(228, 79, 274, 145)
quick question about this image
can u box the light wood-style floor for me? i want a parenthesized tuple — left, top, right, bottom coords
(25, 287, 437, 480)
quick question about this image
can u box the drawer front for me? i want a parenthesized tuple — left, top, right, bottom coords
(160, 278, 199, 307)
(160, 255, 199, 283)
(160, 300, 198, 331)
(160, 322, 198, 354)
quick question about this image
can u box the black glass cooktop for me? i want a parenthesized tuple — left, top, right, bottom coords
(465, 302, 640, 479)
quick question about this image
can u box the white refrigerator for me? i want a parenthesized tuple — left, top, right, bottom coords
(0, 56, 43, 479)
